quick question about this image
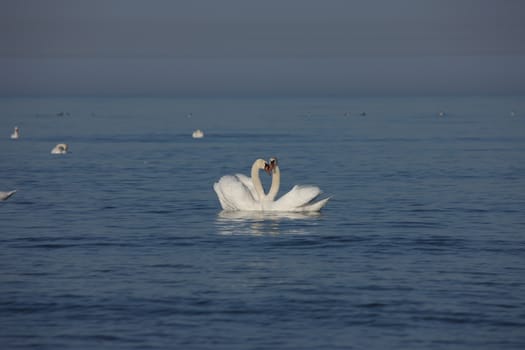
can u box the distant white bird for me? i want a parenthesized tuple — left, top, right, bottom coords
(0, 190, 16, 201)
(10, 126, 19, 139)
(51, 143, 68, 154)
(192, 129, 204, 138)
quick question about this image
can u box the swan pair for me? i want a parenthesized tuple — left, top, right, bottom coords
(214, 157, 329, 212)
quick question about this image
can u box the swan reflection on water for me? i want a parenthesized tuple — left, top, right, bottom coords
(216, 210, 321, 236)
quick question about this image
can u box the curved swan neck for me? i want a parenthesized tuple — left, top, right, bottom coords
(267, 165, 280, 201)
(251, 160, 266, 200)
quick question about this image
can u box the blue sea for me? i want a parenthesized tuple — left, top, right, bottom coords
(1, 96, 525, 349)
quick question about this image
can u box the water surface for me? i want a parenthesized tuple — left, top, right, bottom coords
(1, 97, 525, 349)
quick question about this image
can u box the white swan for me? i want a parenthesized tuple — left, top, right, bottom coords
(10, 127, 19, 139)
(192, 129, 204, 138)
(262, 157, 329, 212)
(51, 143, 68, 154)
(214, 159, 271, 211)
(0, 190, 16, 201)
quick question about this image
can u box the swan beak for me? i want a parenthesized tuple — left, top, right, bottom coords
(264, 163, 272, 175)
(268, 158, 277, 173)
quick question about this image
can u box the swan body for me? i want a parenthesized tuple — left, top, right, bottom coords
(0, 190, 16, 201)
(10, 127, 19, 139)
(51, 143, 68, 154)
(192, 129, 204, 138)
(214, 159, 270, 211)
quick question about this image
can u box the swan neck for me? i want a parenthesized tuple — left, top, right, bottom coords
(251, 161, 265, 200)
(267, 165, 280, 201)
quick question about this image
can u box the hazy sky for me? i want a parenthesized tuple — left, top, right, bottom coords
(1, 0, 524, 97)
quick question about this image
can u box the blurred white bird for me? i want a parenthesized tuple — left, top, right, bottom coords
(192, 129, 204, 138)
(51, 143, 69, 154)
(0, 190, 16, 201)
(10, 126, 19, 139)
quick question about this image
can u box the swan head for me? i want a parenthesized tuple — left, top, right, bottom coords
(264, 162, 272, 175)
(268, 157, 278, 173)
(255, 158, 272, 175)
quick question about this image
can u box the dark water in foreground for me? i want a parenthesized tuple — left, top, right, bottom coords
(1, 97, 525, 349)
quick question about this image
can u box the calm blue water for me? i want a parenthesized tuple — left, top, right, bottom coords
(1, 97, 525, 349)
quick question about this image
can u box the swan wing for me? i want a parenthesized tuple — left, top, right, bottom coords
(234, 173, 258, 200)
(214, 175, 260, 211)
(271, 185, 325, 211)
(296, 196, 330, 212)
(214, 180, 233, 210)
